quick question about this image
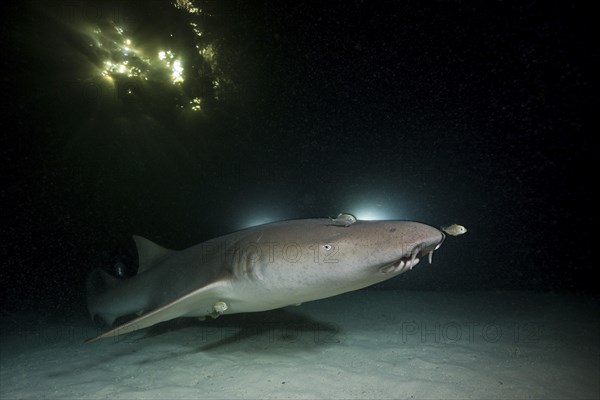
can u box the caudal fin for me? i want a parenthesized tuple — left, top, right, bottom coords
(86, 268, 124, 326)
(86, 236, 174, 327)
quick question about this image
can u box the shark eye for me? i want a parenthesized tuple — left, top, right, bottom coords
(323, 244, 333, 251)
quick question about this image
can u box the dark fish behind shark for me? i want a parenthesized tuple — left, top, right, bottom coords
(86, 219, 445, 342)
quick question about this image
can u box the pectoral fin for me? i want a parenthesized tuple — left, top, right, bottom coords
(85, 280, 228, 343)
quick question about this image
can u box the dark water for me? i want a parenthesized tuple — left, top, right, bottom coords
(1, 0, 595, 316)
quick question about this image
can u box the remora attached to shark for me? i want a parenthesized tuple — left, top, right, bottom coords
(86, 218, 445, 342)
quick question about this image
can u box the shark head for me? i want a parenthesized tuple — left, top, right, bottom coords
(227, 219, 446, 309)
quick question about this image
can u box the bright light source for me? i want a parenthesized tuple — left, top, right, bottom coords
(240, 216, 276, 229)
(190, 97, 202, 111)
(349, 201, 398, 221)
(171, 59, 184, 84)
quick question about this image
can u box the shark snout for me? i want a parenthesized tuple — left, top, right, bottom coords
(379, 228, 445, 274)
(417, 231, 446, 263)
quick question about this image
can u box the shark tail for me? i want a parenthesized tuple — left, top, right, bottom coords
(86, 236, 174, 327)
(86, 268, 124, 326)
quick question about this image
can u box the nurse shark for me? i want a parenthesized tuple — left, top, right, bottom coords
(86, 218, 445, 342)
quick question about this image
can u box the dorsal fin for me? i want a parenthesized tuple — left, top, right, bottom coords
(133, 235, 173, 273)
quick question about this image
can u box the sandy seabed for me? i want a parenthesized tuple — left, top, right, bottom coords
(1, 290, 598, 399)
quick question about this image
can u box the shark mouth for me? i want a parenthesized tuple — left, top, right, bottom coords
(378, 241, 443, 274)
